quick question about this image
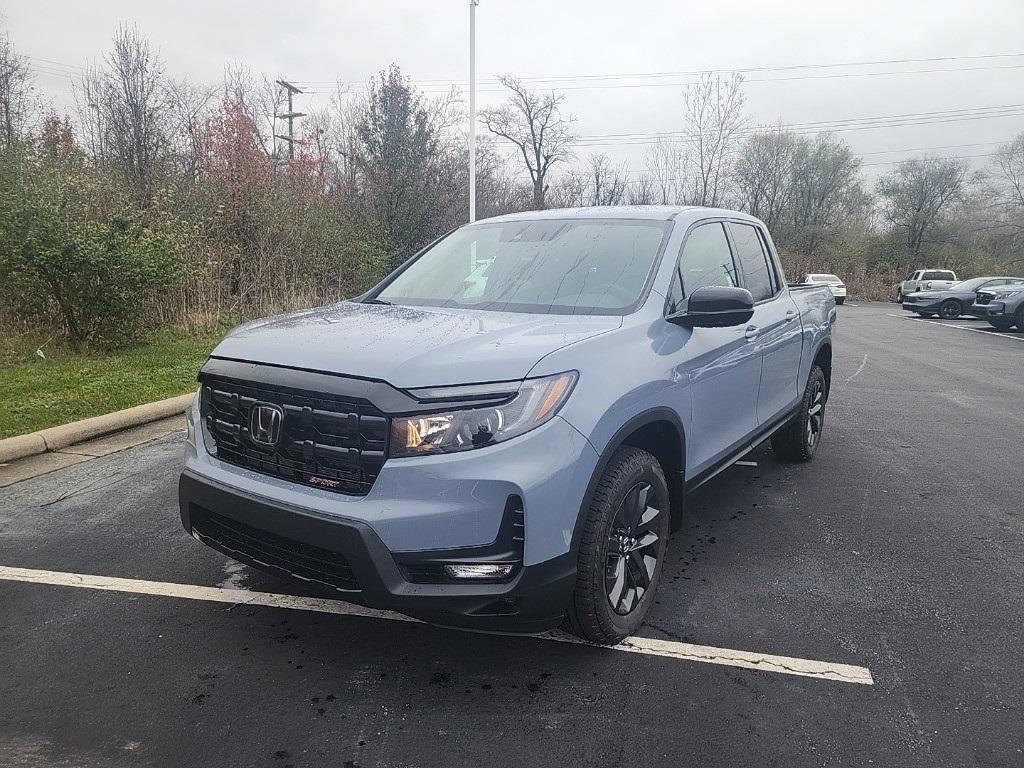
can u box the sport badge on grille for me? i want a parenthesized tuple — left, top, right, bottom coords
(249, 402, 284, 446)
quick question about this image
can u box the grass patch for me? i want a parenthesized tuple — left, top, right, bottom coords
(0, 327, 226, 439)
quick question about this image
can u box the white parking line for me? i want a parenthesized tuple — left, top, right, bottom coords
(887, 313, 1024, 343)
(0, 565, 873, 685)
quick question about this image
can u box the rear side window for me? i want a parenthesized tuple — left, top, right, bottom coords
(923, 271, 955, 280)
(665, 223, 737, 314)
(728, 223, 775, 302)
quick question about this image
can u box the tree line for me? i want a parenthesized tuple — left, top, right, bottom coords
(1, 24, 1023, 347)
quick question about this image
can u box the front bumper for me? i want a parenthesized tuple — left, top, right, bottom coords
(903, 300, 941, 313)
(179, 470, 577, 633)
(969, 301, 1007, 319)
(181, 394, 598, 634)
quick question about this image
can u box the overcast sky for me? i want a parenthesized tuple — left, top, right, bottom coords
(3, 0, 1024, 182)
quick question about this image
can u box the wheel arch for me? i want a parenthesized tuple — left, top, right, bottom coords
(811, 341, 833, 399)
(571, 409, 687, 557)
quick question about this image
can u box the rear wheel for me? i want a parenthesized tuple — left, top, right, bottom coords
(835, 297, 845, 305)
(896, 290, 904, 303)
(771, 366, 827, 463)
(565, 446, 670, 645)
(989, 318, 1014, 330)
(1016, 307, 1024, 331)
(939, 300, 961, 320)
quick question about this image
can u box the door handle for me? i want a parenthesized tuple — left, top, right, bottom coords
(784, 310, 797, 322)
(744, 325, 760, 340)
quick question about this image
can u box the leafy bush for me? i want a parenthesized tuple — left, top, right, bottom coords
(0, 146, 184, 347)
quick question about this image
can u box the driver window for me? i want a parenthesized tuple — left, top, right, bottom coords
(666, 223, 738, 314)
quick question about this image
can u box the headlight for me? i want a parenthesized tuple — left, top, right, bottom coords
(390, 371, 578, 457)
(999, 290, 1022, 298)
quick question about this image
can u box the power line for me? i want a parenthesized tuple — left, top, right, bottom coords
(572, 103, 1024, 142)
(290, 51, 1024, 87)
(615, 151, 997, 186)
(570, 110, 1024, 148)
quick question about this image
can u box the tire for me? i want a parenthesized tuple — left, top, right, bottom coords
(939, 300, 961, 320)
(564, 446, 671, 645)
(771, 366, 827, 463)
(895, 290, 903, 303)
(835, 297, 845, 305)
(1016, 307, 1024, 331)
(989, 319, 1014, 330)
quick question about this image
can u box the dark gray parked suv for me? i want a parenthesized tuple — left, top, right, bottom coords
(970, 284, 1024, 329)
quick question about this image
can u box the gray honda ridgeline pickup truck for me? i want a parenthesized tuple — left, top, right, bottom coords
(180, 206, 836, 645)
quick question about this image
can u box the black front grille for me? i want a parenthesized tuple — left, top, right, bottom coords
(200, 376, 388, 495)
(191, 506, 360, 592)
(976, 293, 994, 305)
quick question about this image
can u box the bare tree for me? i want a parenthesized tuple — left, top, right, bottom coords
(644, 138, 687, 204)
(75, 25, 171, 204)
(987, 134, 1024, 227)
(0, 28, 36, 150)
(682, 72, 747, 206)
(734, 127, 798, 230)
(788, 133, 863, 255)
(479, 75, 575, 209)
(586, 153, 627, 206)
(876, 155, 969, 258)
(626, 175, 657, 206)
(166, 78, 214, 182)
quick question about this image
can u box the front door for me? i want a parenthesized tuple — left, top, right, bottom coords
(727, 222, 803, 425)
(661, 222, 761, 476)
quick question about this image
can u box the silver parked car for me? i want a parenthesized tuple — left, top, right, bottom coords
(802, 273, 847, 305)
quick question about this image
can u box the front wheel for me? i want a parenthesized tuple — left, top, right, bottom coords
(564, 446, 670, 645)
(939, 300, 962, 320)
(1016, 307, 1024, 331)
(989, 319, 1014, 330)
(771, 366, 827, 462)
(835, 297, 846, 305)
(895, 290, 903, 303)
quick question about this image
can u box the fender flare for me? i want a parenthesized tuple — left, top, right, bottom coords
(568, 407, 687, 558)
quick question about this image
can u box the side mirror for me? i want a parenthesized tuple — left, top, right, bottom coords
(667, 285, 755, 328)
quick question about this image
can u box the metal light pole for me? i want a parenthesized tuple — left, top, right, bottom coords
(468, 0, 479, 223)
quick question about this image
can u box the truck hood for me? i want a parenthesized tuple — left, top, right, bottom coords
(210, 301, 621, 388)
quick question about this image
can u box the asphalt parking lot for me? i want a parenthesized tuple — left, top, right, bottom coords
(1, 301, 1022, 768)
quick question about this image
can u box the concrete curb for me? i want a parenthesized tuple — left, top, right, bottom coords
(0, 393, 195, 464)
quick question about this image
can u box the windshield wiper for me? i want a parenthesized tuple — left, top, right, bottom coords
(361, 297, 393, 305)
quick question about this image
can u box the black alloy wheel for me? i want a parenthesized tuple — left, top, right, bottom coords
(605, 482, 663, 616)
(564, 446, 671, 645)
(805, 376, 825, 451)
(771, 365, 828, 462)
(939, 300, 962, 320)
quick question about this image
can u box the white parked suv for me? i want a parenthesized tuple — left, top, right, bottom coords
(897, 269, 958, 302)
(802, 274, 847, 305)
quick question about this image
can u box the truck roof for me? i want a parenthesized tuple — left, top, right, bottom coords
(473, 205, 764, 225)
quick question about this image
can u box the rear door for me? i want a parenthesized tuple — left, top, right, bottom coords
(727, 222, 803, 425)
(663, 221, 762, 475)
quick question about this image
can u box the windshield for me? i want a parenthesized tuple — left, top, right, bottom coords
(950, 277, 990, 292)
(374, 219, 672, 315)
